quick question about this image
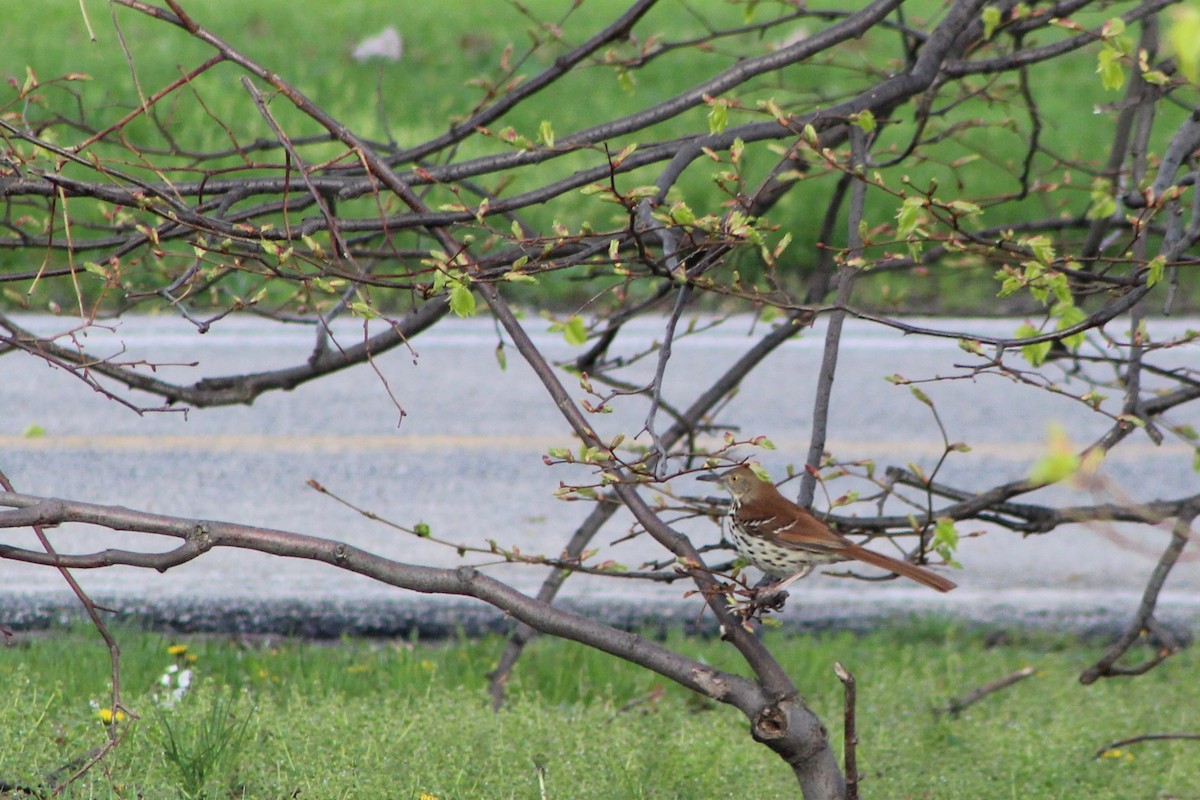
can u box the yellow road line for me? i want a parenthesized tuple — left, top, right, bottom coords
(0, 434, 1190, 460)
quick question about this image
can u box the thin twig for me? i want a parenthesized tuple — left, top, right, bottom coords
(941, 666, 1036, 717)
(1094, 732, 1200, 759)
(1080, 503, 1196, 684)
(834, 661, 858, 800)
(798, 125, 867, 507)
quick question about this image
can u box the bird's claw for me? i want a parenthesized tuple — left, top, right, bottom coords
(729, 583, 790, 619)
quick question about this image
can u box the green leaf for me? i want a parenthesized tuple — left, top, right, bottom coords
(707, 101, 728, 134)
(1053, 303, 1087, 350)
(1097, 47, 1126, 91)
(1146, 256, 1166, 288)
(1087, 178, 1117, 220)
(895, 197, 925, 238)
(1167, 6, 1200, 83)
(910, 386, 933, 407)
(561, 315, 587, 346)
(1022, 234, 1055, 266)
(850, 109, 875, 133)
(494, 343, 507, 371)
(449, 283, 476, 317)
(947, 200, 982, 218)
(538, 120, 555, 148)
(413, 522, 431, 538)
(747, 463, 772, 483)
(1100, 18, 1126, 39)
(933, 517, 959, 551)
(349, 300, 378, 320)
(958, 338, 984, 355)
(670, 202, 696, 225)
(23, 424, 45, 438)
(1015, 323, 1052, 367)
(1028, 425, 1080, 484)
(982, 6, 1002, 40)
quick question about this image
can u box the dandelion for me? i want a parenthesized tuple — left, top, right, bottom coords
(97, 708, 127, 725)
(167, 643, 189, 657)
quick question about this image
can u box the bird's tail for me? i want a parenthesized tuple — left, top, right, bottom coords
(844, 543, 957, 592)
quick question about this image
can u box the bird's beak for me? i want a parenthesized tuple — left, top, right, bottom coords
(696, 473, 723, 483)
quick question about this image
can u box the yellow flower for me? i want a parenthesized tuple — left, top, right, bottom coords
(97, 708, 127, 725)
(167, 644, 189, 656)
(418, 794, 439, 800)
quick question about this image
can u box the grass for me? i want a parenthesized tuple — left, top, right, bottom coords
(1, 621, 1197, 798)
(4, 1, 1195, 314)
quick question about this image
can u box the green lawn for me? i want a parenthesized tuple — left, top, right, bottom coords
(1, 622, 1196, 798)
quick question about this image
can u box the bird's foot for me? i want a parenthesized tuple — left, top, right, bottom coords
(728, 578, 790, 619)
(729, 568, 813, 619)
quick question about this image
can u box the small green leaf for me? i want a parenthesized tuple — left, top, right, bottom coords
(670, 202, 696, 225)
(1022, 234, 1055, 266)
(1167, 6, 1200, 83)
(747, 463, 772, 483)
(349, 300, 378, 320)
(933, 517, 959, 551)
(982, 6, 1002, 40)
(1097, 47, 1126, 91)
(301, 234, 326, 259)
(708, 101, 728, 134)
(23, 424, 45, 438)
(1028, 425, 1080, 484)
(1146, 256, 1166, 287)
(910, 386, 933, 407)
(1087, 178, 1117, 220)
(1015, 323, 1052, 367)
(947, 199, 982, 217)
(1052, 302, 1087, 350)
(850, 109, 875, 133)
(562, 315, 587, 346)
(896, 197, 925, 238)
(538, 120, 555, 148)
(1173, 424, 1198, 441)
(449, 283, 476, 317)
(1100, 18, 1126, 39)
(413, 522, 432, 538)
(494, 343, 507, 371)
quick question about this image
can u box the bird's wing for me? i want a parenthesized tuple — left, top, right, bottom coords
(743, 510, 849, 556)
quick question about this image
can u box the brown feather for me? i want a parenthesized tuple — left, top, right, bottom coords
(704, 465, 957, 593)
(840, 543, 957, 593)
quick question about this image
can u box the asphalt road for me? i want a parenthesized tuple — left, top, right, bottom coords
(1, 313, 1197, 636)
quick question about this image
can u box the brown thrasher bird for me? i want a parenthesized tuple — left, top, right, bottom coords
(699, 465, 956, 593)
